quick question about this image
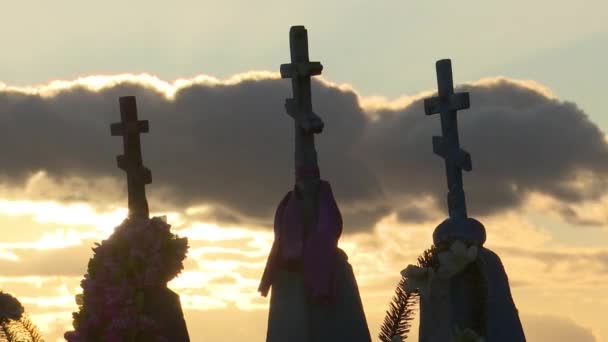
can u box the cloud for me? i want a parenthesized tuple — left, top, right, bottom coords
(183, 309, 268, 342)
(0, 244, 91, 276)
(0, 208, 606, 342)
(522, 314, 597, 342)
(362, 79, 608, 221)
(498, 246, 608, 282)
(0, 73, 607, 232)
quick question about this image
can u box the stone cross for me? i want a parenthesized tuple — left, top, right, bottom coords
(416, 60, 525, 342)
(424, 59, 472, 220)
(280, 25, 324, 173)
(110, 96, 152, 219)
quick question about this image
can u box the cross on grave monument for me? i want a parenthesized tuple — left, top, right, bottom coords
(279, 25, 325, 238)
(411, 59, 526, 342)
(258, 26, 371, 342)
(110, 96, 152, 219)
(280, 25, 325, 172)
(424, 60, 472, 219)
(423, 59, 485, 245)
(109, 96, 190, 342)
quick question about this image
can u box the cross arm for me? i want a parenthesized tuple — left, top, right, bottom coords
(432, 136, 472, 171)
(116, 155, 153, 184)
(424, 92, 470, 116)
(285, 98, 324, 134)
(110, 120, 149, 136)
(280, 61, 323, 79)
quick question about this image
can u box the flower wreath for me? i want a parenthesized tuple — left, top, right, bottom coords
(65, 216, 188, 342)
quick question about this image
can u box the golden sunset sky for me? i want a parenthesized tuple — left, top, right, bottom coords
(0, 1, 607, 341)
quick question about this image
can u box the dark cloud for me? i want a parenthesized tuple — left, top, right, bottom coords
(363, 80, 608, 220)
(182, 205, 247, 227)
(396, 205, 436, 224)
(0, 76, 607, 232)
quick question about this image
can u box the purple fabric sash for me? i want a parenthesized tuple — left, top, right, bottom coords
(258, 180, 343, 300)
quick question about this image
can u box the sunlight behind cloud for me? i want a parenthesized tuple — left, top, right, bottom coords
(0, 189, 603, 341)
(357, 76, 557, 114)
(0, 199, 126, 231)
(0, 250, 19, 261)
(0, 229, 86, 250)
(0, 71, 604, 341)
(178, 222, 271, 243)
(0, 71, 281, 100)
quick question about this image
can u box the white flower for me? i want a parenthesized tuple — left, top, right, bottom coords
(400, 240, 479, 298)
(400, 264, 434, 296)
(436, 240, 478, 279)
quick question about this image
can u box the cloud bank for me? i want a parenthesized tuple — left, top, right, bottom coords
(0, 73, 606, 232)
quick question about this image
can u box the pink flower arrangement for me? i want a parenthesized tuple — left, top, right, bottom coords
(65, 216, 188, 342)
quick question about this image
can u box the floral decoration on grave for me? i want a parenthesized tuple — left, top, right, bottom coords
(65, 216, 188, 342)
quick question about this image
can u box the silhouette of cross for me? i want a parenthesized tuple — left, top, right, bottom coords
(280, 25, 324, 171)
(424, 59, 472, 219)
(110, 96, 152, 219)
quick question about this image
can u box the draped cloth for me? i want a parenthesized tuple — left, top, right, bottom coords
(418, 247, 526, 342)
(477, 247, 526, 341)
(258, 180, 371, 342)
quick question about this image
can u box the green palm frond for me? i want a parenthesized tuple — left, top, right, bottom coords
(1, 320, 20, 342)
(20, 315, 45, 342)
(379, 246, 438, 342)
(378, 276, 418, 342)
(417, 245, 439, 269)
(0, 290, 45, 342)
(0, 317, 45, 342)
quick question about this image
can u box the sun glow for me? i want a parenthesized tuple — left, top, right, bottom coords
(0, 228, 88, 250)
(0, 71, 281, 100)
(0, 198, 127, 230)
(178, 223, 267, 242)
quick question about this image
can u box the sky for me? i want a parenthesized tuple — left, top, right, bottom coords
(0, 1, 607, 341)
